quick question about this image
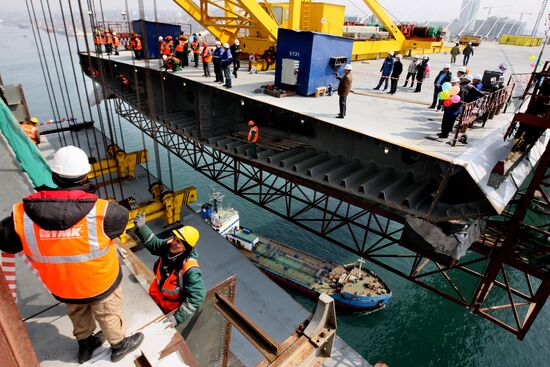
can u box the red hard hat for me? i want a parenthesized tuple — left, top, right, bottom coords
(248, 120, 255, 126)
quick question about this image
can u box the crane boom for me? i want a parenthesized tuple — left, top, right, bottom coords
(360, 0, 405, 42)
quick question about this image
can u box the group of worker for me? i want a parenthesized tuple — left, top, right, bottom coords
(93, 30, 121, 56)
(450, 42, 475, 66)
(374, 51, 432, 94)
(0, 143, 206, 362)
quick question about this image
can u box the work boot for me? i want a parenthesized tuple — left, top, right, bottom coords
(110, 333, 144, 362)
(78, 331, 105, 363)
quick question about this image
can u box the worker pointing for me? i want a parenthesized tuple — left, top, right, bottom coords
(0, 146, 144, 363)
(133, 213, 205, 325)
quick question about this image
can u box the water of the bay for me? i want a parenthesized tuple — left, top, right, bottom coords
(1, 23, 548, 366)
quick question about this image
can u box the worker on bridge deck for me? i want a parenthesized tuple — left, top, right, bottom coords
(162, 55, 181, 72)
(113, 33, 120, 55)
(103, 30, 113, 55)
(191, 36, 200, 68)
(201, 42, 212, 77)
(221, 43, 233, 88)
(20, 117, 41, 145)
(413, 56, 429, 93)
(462, 42, 474, 66)
(388, 54, 403, 95)
(429, 64, 452, 111)
(0, 146, 144, 363)
(175, 35, 187, 68)
(133, 213, 205, 325)
(247, 120, 259, 158)
(131, 33, 142, 60)
(230, 39, 241, 78)
(450, 43, 460, 64)
(403, 56, 418, 88)
(335, 64, 353, 119)
(93, 31, 102, 54)
(213, 41, 224, 84)
(374, 51, 394, 91)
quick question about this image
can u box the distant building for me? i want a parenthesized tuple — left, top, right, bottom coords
(456, 0, 481, 33)
(472, 17, 527, 38)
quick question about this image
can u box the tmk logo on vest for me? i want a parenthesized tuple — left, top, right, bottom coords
(39, 226, 84, 240)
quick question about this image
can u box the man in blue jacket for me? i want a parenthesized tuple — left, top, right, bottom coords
(221, 43, 233, 89)
(429, 64, 452, 110)
(374, 51, 394, 91)
(212, 41, 224, 84)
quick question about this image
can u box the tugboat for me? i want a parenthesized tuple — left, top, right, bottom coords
(201, 193, 392, 312)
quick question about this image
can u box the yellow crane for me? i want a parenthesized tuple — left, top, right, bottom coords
(172, 0, 448, 66)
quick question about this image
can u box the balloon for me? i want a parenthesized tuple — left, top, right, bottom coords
(450, 95, 461, 103)
(443, 99, 452, 107)
(531, 63, 536, 67)
(465, 67, 470, 74)
(529, 55, 536, 61)
(441, 82, 452, 91)
(439, 90, 451, 100)
(450, 85, 461, 95)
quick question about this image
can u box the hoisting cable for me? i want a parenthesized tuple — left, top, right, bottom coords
(60, 0, 104, 193)
(37, 0, 76, 146)
(43, 0, 81, 148)
(25, 0, 65, 147)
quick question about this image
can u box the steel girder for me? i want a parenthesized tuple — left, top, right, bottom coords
(111, 95, 549, 338)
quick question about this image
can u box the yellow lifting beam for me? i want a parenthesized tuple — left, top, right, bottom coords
(360, 0, 405, 43)
(172, 0, 279, 46)
(88, 144, 148, 180)
(122, 182, 197, 240)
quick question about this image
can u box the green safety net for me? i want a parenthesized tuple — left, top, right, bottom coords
(0, 99, 55, 188)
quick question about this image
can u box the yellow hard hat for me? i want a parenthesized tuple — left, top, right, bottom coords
(30, 117, 39, 124)
(172, 226, 200, 248)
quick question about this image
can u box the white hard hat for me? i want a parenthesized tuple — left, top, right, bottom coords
(50, 146, 90, 178)
(462, 74, 473, 81)
(162, 55, 167, 60)
(215, 41, 221, 46)
(234, 39, 240, 45)
(444, 64, 450, 69)
(223, 42, 229, 48)
(451, 76, 460, 83)
(344, 64, 352, 71)
(458, 66, 466, 73)
(395, 54, 402, 59)
(388, 51, 394, 56)
(158, 36, 163, 41)
(473, 74, 482, 80)
(468, 42, 472, 45)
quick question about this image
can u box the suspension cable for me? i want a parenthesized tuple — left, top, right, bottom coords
(25, 0, 66, 146)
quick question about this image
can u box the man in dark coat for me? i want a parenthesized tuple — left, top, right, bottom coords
(414, 56, 429, 93)
(374, 51, 394, 91)
(335, 64, 353, 118)
(388, 54, 403, 95)
(462, 42, 474, 66)
(429, 64, 452, 110)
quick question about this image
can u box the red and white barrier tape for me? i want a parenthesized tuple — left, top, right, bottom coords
(1, 251, 42, 301)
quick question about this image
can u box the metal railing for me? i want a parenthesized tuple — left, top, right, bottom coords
(451, 83, 515, 146)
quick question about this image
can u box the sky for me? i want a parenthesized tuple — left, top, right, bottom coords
(3, 0, 549, 31)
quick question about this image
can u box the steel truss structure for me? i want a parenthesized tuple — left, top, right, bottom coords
(111, 89, 549, 339)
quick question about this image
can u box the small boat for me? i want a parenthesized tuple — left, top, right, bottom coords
(201, 194, 392, 312)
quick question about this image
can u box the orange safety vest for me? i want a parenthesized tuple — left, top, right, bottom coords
(175, 40, 185, 53)
(248, 126, 258, 143)
(162, 42, 173, 55)
(94, 35, 102, 45)
(103, 34, 112, 44)
(148, 257, 199, 313)
(201, 47, 212, 62)
(113, 36, 120, 47)
(12, 198, 120, 301)
(191, 41, 200, 53)
(133, 38, 142, 51)
(21, 124, 38, 144)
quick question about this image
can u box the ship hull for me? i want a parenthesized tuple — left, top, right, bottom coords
(254, 261, 392, 312)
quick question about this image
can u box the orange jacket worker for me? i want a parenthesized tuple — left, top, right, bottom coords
(0, 146, 144, 363)
(20, 117, 40, 145)
(247, 120, 258, 158)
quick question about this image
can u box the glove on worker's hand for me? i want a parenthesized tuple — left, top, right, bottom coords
(134, 212, 146, 228)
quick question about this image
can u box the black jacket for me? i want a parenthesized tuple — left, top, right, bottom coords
(391, 61, 403, 78)
(433, 70, 451, 86)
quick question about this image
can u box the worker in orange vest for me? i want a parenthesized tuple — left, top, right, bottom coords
(93, 31, 102, 54)
(158, 36, 166, 56)
(130, 33, 142, 60)
(247, 120, 258, 158)
(113, 32, 120, 55)
(20, 117, 41, 145)
(133, 212, 205, 325)
(103, 30, 113, 54)
(175, 35, 187, 68)
(162, 55, 181, 72)
(0, 146, 144, 363)
(191, 37, 200, 68)
(200, 42, 212, 77)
